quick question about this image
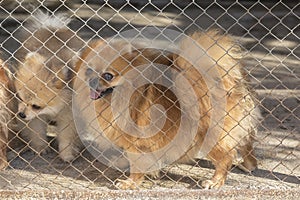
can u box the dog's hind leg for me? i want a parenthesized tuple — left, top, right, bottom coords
(202, 143, 236, 189)
(238, 136, 257, 173)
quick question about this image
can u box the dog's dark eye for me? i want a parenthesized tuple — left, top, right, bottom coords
(32, 104, 41, 110)
(102, 73, 114, 81)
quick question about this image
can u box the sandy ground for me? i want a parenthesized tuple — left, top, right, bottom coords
(0, 1, 299, 199)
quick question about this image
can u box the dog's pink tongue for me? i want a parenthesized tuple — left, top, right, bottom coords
(90, 90, 101, 100)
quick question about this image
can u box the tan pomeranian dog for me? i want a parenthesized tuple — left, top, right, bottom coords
(14, 11, 84, 161)
(75, 30, 260, 189)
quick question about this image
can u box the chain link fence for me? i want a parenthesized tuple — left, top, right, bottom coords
(0, 0, 299, 199)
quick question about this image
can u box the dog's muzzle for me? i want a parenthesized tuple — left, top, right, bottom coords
(89, 78, 114, 100)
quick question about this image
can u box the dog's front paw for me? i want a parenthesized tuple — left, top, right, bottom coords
(201, 178, 225, 189)
(59, 143, 80, 162)
(115, 178, 140, 190)
(59, 150, 75, 162)
(147, 170, 160, 179)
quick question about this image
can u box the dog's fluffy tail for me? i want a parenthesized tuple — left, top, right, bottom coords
(177, 29, 244, 85)
(24, 10, 71, 32)
(15, 10, 72, 45)
(14, 10, 84, 64)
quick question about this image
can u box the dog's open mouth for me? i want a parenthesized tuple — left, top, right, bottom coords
(90, 87, 114, 100)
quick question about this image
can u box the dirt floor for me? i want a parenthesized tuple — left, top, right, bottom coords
(0, 1, 299, 199)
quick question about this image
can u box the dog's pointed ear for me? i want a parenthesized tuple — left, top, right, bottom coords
(119, 43, 143, 63)
(75, 40, 106, 73)
(169, 53, 182, 73)
(50, 67, 72, 90)
(24, 52, 46, 73)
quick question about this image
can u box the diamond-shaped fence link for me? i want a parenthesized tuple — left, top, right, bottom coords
(0, 0, 299, 199)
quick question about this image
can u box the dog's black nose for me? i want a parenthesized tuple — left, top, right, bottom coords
(89, 78, 99, 89)
(18, 112, 26, 119)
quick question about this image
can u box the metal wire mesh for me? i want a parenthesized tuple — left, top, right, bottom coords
(0, 0, 299, 198)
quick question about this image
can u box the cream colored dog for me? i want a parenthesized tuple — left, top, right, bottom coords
(14, 11, 83, 161)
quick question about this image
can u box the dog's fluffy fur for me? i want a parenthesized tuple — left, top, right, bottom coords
(0, 58, 15, 169)
(14, 11, 84, 161)
(75, 30, 260, 189)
